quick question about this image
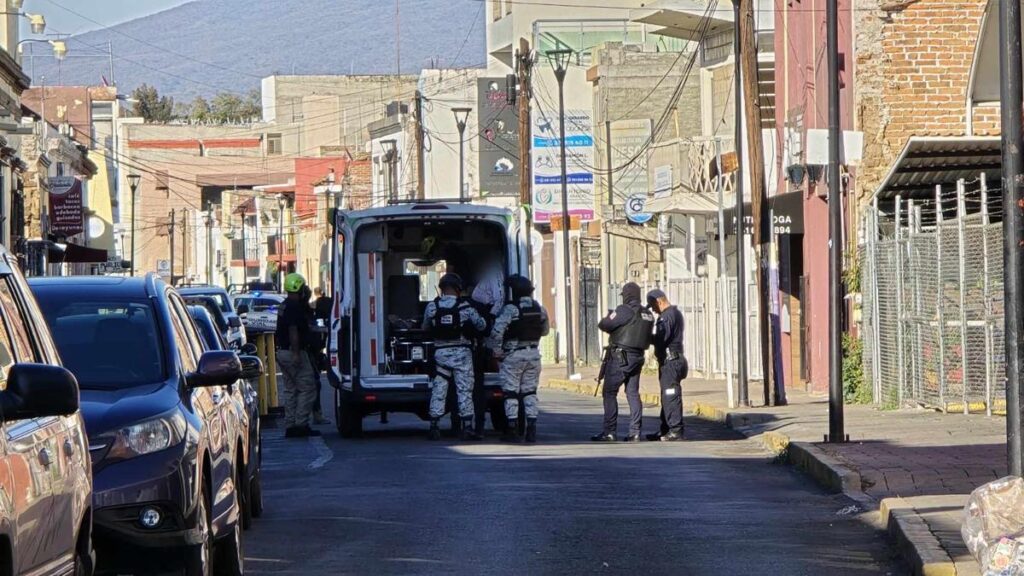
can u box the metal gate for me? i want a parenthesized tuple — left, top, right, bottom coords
(578, 266, 603, 365)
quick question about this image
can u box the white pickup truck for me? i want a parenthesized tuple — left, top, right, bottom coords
(327, 201, 529, 437)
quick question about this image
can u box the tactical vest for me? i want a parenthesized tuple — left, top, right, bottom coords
(610, 306, 654, 351)
(507, 300, 545, 342)
(431, 298, 466, 341)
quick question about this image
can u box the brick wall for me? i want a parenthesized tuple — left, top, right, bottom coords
(855, 0, 991, 207)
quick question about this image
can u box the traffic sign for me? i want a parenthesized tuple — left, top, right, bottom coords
(625, 194, 653, 224)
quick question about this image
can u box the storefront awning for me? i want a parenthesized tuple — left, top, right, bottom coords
(63, 242, 108, 263)
(722, 191, 805, 236)
(604, 221, 660, 243)
(630, 0, 734, 38)
(872, 136, 1001, 202)
(644, 191, 720, 214)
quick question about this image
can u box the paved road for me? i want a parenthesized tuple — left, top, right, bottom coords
(245, 390, 903, 575)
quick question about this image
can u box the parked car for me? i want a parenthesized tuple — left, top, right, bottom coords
(0, 250, 93, 575)
(232, 292, 285, 334)
(30, 274, 249, 576)
(179, 286, 246, 349)
(183, 294, 244, 350)
(187, 305, 265, 529)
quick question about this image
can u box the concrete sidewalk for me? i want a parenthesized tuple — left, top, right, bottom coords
(541, 365, 1006, 576)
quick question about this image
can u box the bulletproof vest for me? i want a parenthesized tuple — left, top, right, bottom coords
(610, 305, 654, 351)
(507, 300, 545, 342)
(431, 298, 466, 340)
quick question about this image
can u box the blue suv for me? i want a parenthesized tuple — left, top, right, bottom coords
(30, 275, 248, 576)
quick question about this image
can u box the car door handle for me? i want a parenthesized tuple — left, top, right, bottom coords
(38, 448, 51, 468)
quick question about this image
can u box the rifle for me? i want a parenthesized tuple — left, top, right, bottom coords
(594, 346, 611, 397)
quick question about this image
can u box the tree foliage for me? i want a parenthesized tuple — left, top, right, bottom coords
(130, 84, 175, 123)
(132, 85, 261, 124)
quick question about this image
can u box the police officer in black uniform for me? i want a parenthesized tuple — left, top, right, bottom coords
(592, 282, 654, 442)
(646, 289, 687, 441)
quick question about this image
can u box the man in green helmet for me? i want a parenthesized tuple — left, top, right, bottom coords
(277, 272, 321, 438)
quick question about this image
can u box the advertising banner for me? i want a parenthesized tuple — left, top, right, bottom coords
(532, 108, 594, 223)
(477, 78, 520, 198)
(611, 119, 651, 202)
(48, 176, 84, 237)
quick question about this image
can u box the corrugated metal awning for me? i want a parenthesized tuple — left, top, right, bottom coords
(872, 136, 1001, 201)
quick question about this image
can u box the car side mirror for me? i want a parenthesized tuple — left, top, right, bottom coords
(228, 316, 242, 329)
(240, 343, 258, 356)
(189, 351, 242, 388)
(237, 304, 249, 315)
(0, 363, 80, 422)
(239, 355, 264, 380)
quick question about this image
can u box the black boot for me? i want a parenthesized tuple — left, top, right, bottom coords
(460, 418, 482, 441)
(428, 419, 441, 441)
(524, 419, 537, 443)
(501, 428, 522, 443)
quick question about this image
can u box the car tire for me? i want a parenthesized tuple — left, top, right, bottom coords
(337, 394, 362, 438)
(250, 468, 264, 519)
(239, 462, 253, 530)
(489, 404, 509, 434)
(183, 488, 213, 576)
(73, 530, 95, 576)
(214, 473, 245, 576)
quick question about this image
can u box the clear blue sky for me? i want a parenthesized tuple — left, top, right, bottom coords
(32, 0, 189, 35)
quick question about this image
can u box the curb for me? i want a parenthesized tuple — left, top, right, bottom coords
(544, 378, 662, 406)
(543, 380, 962, 576)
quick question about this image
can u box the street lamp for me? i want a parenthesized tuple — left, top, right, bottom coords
(452, 107, 471, 202)
(9, 0, 24, 10)
(127, 173, 140, 276)
(203, 208, 214, 285)
(17, 38, 65, 60)
(381, 139, 397, 203)
(546, 48, 576, 378)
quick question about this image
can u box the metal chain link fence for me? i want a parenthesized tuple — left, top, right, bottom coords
(862, 181, 1004, 413)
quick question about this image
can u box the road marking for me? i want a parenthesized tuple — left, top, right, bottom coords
(307, 436, 334, 470)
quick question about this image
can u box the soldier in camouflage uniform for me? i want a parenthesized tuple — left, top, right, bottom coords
(490, 275, 549, 443)
(422, 273, 487, 441)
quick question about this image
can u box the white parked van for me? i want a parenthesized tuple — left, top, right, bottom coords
(327, 201, 529, 437)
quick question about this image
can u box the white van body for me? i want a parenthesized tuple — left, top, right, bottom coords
(327, 201, 529, 436)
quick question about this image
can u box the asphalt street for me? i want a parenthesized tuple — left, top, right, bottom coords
(245, 389, 904, 575)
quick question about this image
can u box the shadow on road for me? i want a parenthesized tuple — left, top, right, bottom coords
(244, 390, 906, 575)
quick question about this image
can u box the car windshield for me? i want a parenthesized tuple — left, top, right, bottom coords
(183, 290, 232, 313)
(190, 311, 224, 351)
(183, 297, 228, 332)
(35, 297, 166, 390)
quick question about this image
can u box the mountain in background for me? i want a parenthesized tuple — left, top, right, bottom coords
(32, 0, 486, 99)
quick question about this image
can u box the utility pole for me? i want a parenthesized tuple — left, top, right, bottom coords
(517, 38, 534, 264)
(825, 0, 847, 442)
(168, 208, 175, 285)
(240, 207, 248, 283)
(395, 0, 401, 74)
(733, 2, 749, 408)
(999, 0, 1024, 475)
(737, 0, 776, 406)
(205, 206, 214, 286)
(415, 91, 426, 200)
(183, 210, 189, 283)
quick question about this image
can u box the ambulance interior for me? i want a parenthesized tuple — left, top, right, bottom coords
(357, 219, 509, 375)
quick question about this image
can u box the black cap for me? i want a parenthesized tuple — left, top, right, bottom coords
(439, 273, 463, 291)
(646, 289, 666, 303)
(620, 282, 642, 303)
(506, 274, 534, 298)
